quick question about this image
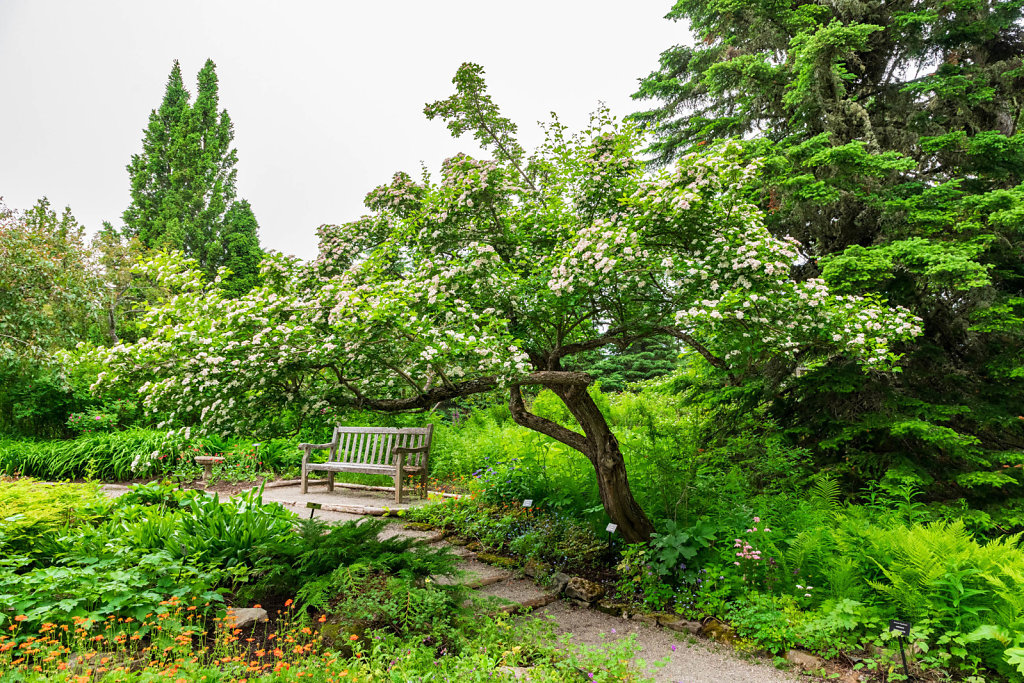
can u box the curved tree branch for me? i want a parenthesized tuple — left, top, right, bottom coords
(507, 384, 588, 453)
(347, 370, 592, 412)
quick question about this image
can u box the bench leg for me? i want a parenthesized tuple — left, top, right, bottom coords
(327, 472, 335, 492)
(301, 468, 308, 494)
(394, 473, 403, 505)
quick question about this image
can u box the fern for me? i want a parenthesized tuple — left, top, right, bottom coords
(811, 476, 841, 512)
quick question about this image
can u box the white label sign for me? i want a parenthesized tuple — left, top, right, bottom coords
(606, 523, 618, 533)
(522, 499, 533, 507)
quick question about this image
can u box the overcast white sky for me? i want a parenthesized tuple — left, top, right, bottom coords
(1, 1, 685, 260)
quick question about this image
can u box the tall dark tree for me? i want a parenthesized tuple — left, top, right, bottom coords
(123, 59, 262, 292)
(632, 2, 1024, 504)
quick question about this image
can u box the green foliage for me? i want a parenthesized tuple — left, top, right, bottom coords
(632, 0, 1024, 507)
(585, 338, 680, 393)
(0, 479, 110, 559)
(123, 59, 262, 293)
(245, 516, 458, 602)
(407, 497, 608, 573)
(108, 486, 296, 568)
(65, 407, 119, 435)
(0, 199, 103, 437)
(0, 429, 194, 480)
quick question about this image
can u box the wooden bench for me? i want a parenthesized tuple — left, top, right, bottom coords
(299, 425, 434, 503)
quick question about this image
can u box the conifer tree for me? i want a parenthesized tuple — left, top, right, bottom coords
(631, 2, 1024, 501)
(123, 59, 262, 292)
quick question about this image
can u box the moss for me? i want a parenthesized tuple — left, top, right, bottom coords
(475, 552, 519, 569)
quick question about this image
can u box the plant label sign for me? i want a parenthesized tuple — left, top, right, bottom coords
(306, 502, 323, 510)
(888, 620, 911, 636)
(522, 499, 533, 508)
(605, 523, 618, 534)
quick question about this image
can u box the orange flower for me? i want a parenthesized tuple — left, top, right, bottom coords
(349, 634, 359, 641)
(318, 615, 327, 623)
(13, 616, 27, 622)
(284, 599, 293, 607)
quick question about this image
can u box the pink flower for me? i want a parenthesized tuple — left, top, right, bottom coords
(753, 516, 760, 523)
(734, 561, 740, 566)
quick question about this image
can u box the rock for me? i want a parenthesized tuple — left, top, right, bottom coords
(523, 560, 551, 579)
(595, 599, 629, 617)
(563, 577, 605, 603)
(225, 607, 268, 629)
(784, 649, 825, 672)
(658, 614, 702, 634)
(448, 536, 469, 546)
(838, 672, 865, 683)
(631, 612, 659, 625)
(497, 666, 533, 680)
(494, 594, 559, 615)
(698, 618, 736, 645)
(569, 598, 592, 608)
(403, 522, 434, 531)
(465, 541, 483, 552)
(550, 572, 571, 594)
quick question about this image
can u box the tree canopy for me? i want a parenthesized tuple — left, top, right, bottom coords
(631, 0, 1024, 496)
(80, 64, 921, 540)
(0, 199, 101, 434)
(123, 59, 263, 293)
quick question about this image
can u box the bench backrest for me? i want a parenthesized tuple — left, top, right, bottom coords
(327, 425, 434, 468)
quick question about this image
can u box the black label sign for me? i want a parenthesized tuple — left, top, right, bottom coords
(605, 523, 618, 534)
(888, 620, 911, 636)
(306, 502, 323, 510)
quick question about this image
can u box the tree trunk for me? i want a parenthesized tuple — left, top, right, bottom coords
(508, 382, 655, 542)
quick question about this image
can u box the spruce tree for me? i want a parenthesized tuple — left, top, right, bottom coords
(632, 2, 1024, 507)
(588, 338, 680, 392)
(124, 59, 262, 292)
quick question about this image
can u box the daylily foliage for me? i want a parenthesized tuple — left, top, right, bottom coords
(75, 64, 921, 539)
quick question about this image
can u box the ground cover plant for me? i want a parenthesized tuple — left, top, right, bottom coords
(0, 607, 643, 682)
(0, 478, 646, 682)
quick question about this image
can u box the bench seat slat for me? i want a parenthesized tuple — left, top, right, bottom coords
(306, 462, 424, 475)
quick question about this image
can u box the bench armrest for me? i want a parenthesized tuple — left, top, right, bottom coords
(299, 442, 335, 449)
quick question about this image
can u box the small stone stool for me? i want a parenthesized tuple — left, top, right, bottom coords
(194, 455, 225, 481)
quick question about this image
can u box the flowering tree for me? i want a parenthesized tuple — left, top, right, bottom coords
(80, 64, 921, 541)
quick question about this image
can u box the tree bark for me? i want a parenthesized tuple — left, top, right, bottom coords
(508, 382, 655, 542)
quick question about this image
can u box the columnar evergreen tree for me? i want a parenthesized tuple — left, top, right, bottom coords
(123, 59, 262, 292)
(632, 1, 1024, 502)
